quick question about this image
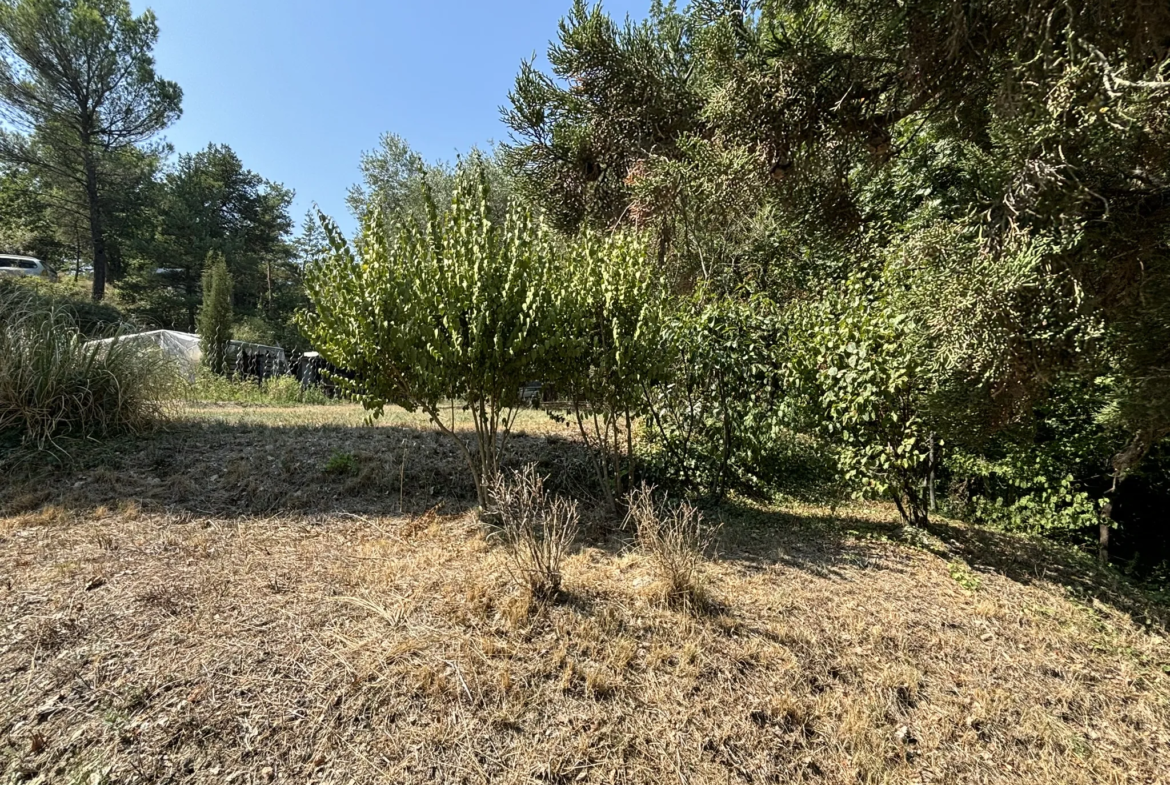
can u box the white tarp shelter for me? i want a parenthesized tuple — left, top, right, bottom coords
(86, 330, 289, 382)
(86, 329, 202, 381)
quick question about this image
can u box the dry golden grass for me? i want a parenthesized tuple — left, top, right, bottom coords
(1, 405, 1169, 784)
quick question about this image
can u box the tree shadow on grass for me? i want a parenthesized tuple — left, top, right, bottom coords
(4, 417, 1167, 628)
(924, 518, 1170, 628)
(704, 497, 1170, 628)
(709, 499, 915, 580)
(0, 416, 602, 520)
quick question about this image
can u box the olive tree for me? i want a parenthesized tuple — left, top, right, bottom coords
(301, 172, 559, 506)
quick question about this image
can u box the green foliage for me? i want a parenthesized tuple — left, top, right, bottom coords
(347, 134, 511, 232)
(511, 0, 1170, 554)
(943, 376, 1118, 536)
(197, 252, 233, 375)
(184, 367, 330, 406)
(0, 0, 182, 300)
(0, 276, 127, 337)
(302, 168, 559, 505)
(323, 450, 357, 475)
(0, 287, 173, 449)
(503, 0, 699, 233)
(0, 161, 60, 260)
(788, 272, 934, 525)
(948, 562, 982, 593)
(950, 450, 1100, 537)
(642, 292, 795, 500)
(120, 144, 295, 332)
(552, 230, 670, 507)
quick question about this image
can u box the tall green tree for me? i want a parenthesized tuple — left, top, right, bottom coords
(292, 209, 329, 272)
(197, 251, 232, 375)
(512, 0, 1170, 558)
(122, 144, 293, 332)
(0, 0, 181, 301)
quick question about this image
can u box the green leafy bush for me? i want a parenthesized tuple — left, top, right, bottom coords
(949, 449, 1099, 536)
(301, 169, 559, 505)
(0, 289, 174, 449)
(943, 376, 1115, 537)
(642, 292, 825, 501)
(787, 272, 935, 525)
(551, 231, 670, 509)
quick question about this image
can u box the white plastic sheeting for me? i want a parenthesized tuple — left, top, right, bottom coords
(85, 330, 291, 382)
(86, 330, 203, 381)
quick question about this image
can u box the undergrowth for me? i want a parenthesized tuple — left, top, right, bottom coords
(184, 368, 334, 406)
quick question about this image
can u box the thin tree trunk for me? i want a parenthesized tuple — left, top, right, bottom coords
(1098, 516, 1111, 566)
(82, 149, 109, 302)
(928, 434, 936, 512)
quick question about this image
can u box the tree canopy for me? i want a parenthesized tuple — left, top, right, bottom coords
(0, 0, 182, 300)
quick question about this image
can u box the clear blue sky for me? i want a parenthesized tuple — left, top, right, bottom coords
(133, 0, 650, 234)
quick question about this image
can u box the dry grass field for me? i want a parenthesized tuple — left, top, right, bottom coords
(2, 404, 1169, 784)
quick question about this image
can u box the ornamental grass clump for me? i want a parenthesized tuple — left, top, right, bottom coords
(627, 484, 716, 611)
(0, 290, 174, 449)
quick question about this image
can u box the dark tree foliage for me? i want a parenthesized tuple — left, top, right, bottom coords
(120, 144, 295, 334)
(509, 0, 1170, 545)
(197, 251, 232, 375)
(504, 0, 702, 235)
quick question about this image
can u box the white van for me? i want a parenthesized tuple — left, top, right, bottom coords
(0, 255, 55, 280)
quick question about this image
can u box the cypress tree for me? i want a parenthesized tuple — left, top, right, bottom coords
(197, 252, 233, 374)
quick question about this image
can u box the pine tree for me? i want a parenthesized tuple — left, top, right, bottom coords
(0, 0, 182, 301)
(197, 252, 233, 375)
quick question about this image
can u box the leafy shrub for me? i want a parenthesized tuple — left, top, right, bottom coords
(626, 484, 715, 610)
(641, 292, 802, 501)
(0, 290, 174, 448)
(301, 168, 559, 506)
(942, 375, 1116, 538)
(787, 271, 935, 525)
(946, 451, 1100, 536)
(550, 231, 670, 510)
(488, 464, 579, 601)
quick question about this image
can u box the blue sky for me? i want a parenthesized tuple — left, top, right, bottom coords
(134, 1, 650, 234)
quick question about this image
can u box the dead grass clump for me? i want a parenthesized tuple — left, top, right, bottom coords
(488, 464, 579, 602)
(627, 484, 715, 610)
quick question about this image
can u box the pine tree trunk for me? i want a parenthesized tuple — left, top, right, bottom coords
(83, 150, 109, 302)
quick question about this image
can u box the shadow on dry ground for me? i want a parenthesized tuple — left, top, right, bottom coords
(1, 406, 599, 519)
(4, 404, 1167, 629)
(1, 405, 1169, 784)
